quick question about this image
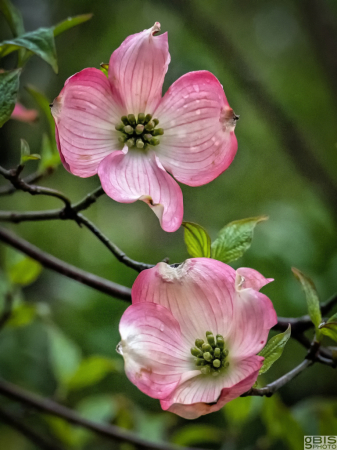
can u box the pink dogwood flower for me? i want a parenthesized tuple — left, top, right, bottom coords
(51, 23, 238, 232)
(117, 258, 277, 419)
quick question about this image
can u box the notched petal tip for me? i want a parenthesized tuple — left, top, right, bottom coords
(151, 22, 161, 35)
(235, 268, 273, 292)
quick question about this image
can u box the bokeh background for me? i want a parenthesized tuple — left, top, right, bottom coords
(0, 0, 337, 448)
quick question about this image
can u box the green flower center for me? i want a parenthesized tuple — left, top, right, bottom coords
(190, 331, 229, 376)
(115, 113, 164, 150)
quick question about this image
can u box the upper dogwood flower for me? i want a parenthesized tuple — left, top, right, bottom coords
(117, 258, 277, 419)
(51, 23, 238, 232)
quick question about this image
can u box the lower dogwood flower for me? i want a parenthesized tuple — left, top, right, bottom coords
(117, 258, 277, 419)
(51, 23, 238, 232)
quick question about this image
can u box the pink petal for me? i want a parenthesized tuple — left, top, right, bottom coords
(236, 267, 273, 291)
(109, 22, 170, 116)
(229, 272, 277, 358)
(132, 258, 236, 346)
(11, 103, 38, 123)
(119, 302, 193, 399)
(161, 355, 262, 419)
(97, 150, 183, 232)
(154, 71, 238, 186)
(51, 68, 123, 177)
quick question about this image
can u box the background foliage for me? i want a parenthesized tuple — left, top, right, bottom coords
(0, 0, 336, 448)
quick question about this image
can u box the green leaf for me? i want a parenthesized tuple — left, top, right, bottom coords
(171, 425, 223, 446)
(20, 138, 40, 163)
(211, 216, 268, 263)
(223, 396, 253, 425)
(182, 221, 211, 258)
(319, 313, 337, 342)
(53, 14, 93, 37)
(0, 69, 20, 127)
(8, 255, 42, 286)
(258, 324, 291, 374)
(66, 355, 121, 391)
(47, 325, 82, 386)
(292, 268, 322, 331)
(0, 27, 58, 72)
(7, 302, 36, 327)
(0, 0, 25, 37)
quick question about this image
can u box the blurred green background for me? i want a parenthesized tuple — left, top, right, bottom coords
(0, 0, 337, 448)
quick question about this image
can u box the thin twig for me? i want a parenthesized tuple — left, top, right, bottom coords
(0, 227, 132, 302)
(0, 165, 71, 208)
(0, 405, 64, 450)
(0, 185, 152, 272)
(274, 292, 337, 333)
(0, 168, 55, 196)
(243, 359, 313, 398)
(0, 378, 201, 450)
(77, 214, 153, 272)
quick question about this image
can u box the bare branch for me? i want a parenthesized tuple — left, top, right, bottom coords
(0, 405, 64, 450)
(243, 359, 313, 398)
(0, 227, 132, 302)
(77, 214, 153, 272)
(0, 184, 152, 272)
(0, 378, 202, 450)
(0, 165, 71, 209)
(0, 167, 55, 196)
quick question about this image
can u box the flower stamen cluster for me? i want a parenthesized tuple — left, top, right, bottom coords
(115, 113, 164, 150)
(191, 331, 229, 376)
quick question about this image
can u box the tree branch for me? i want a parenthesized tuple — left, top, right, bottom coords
(0, 378, 201, 450)
(0, 405, 64, 450)
(155, 0, 337, 218)
(0, 165, 71, 209)
(243, 359, 313, 398)
(0, 167, 55, 196)
(0, 227, 132, 302)
(0, 184, 152, 272)
(77, 214, 153, 272)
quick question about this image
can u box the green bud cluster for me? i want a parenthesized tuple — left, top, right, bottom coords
(190, 331, 229, 376)
(115, 113, 164, 150)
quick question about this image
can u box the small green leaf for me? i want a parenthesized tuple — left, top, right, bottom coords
(0, 69, 21, 127)
(182, 221, 211, 258)
(292, 268, 322, 332)
(76, 394, 117, 423)
(8, 255, 42, 286)
(53, 14, 93, 37)
(258, 324, 291, 374)
(66, 355, 121, 391)
(319, 313, 337, 342)
(0, 27, 58, 72)
(211, 216, 268, 263)
(0, 0, 25, 37)
(20, 138, 40, 163)
(7, 302, 36, 327)
(100, 63, 109, 77)
(47, 325, 82, 386)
